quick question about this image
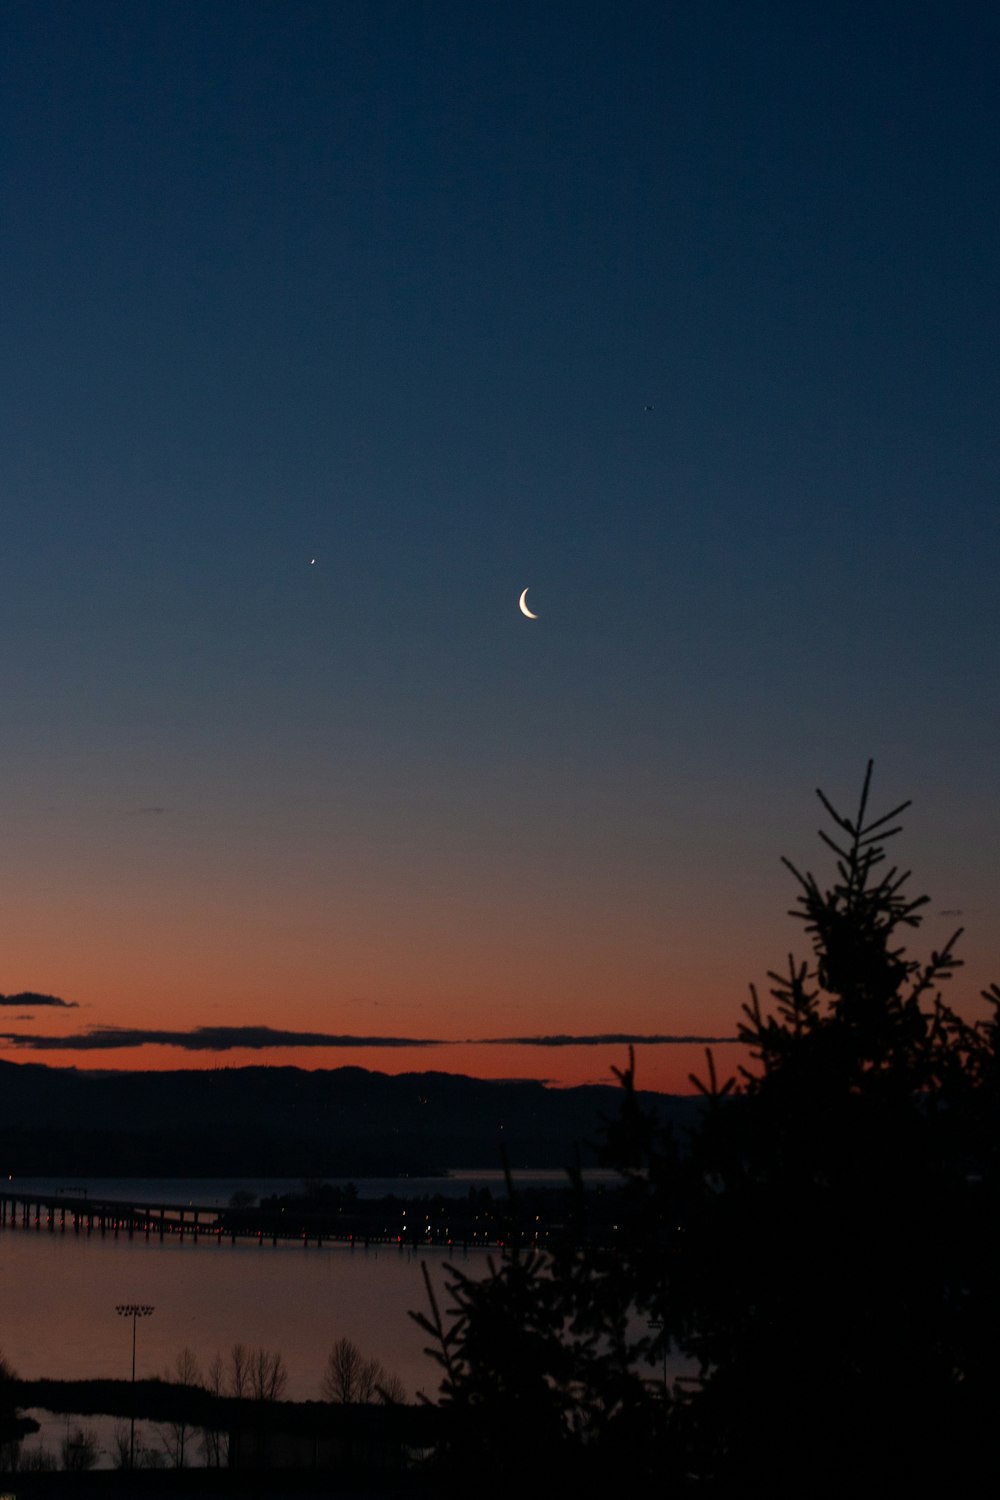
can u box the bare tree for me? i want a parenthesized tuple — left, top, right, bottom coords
(112, 1418, 159, 1470)
(207, 1343, 286, 1468)
(202, 1351, 226, 1467)
(159, 1346, 203, 1468)
(322, 1337, 368, 1403)
(60, 1426, 100, 1471)
(174, 1347, 201, 1387)
(222, 1343, 288, 1402)
(218, 1344, 287, 1471)
(321, 1337, 404, 1404)
(207, 1351, 225, 1395)
(111, 1420, 132, 1470)
(249, 1347, 288, 1402)
(376, 1369, 407, 1405)
(228, 1343, 250, 1399)
(18, 1443, 56, 1472)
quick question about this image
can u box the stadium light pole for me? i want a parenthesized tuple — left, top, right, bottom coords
(115, 1303, 155, 1468)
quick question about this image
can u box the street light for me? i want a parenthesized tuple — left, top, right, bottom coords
(115, 1303, 155, 1468)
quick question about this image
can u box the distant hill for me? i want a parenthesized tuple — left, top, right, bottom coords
(0, 1059, 703, 1176)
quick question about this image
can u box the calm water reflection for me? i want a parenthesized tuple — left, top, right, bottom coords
(0, 1213, 464, 1404)
(1, 1172, 663, 1470)
(2, 1172, 615, 1401)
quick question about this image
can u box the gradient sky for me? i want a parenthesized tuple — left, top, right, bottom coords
(2, 0, 998, 1092)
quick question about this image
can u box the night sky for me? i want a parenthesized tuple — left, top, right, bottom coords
(2, 0, 997, 1091)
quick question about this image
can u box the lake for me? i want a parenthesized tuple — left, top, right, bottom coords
(0, 1171, 622, 1467)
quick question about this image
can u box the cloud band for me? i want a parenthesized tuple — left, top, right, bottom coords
(0, 1025, 739, 1052)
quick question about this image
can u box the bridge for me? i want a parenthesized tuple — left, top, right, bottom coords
(0, 1188, 377, 1247)
(0, 1187, 495, 1250)
(0, 1187, 226, 1241)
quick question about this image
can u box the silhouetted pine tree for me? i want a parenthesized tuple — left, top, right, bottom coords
(649, 764, 1000, 1492)
(412, 1156, 669, 1492)
(415, 766, 1000, 1495)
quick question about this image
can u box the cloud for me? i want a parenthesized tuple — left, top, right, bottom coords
(473, 1033, 741, 1046)
(0, 992, 78, 1009)
(0, 1025, 740, 1054)
(0, 1025, 442, 1051)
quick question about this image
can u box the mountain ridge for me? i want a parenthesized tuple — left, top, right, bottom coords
(0, 1058, 704, 1175)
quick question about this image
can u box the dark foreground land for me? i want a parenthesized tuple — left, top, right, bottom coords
(0, 1475, 433, 1498)
(6, 1379, 439, 1496)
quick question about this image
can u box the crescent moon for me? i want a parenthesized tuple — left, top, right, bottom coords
(518, 587, 538, 619)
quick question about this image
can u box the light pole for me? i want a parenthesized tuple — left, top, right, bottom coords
(648, 1318, 669, 1398)
(115, 1303, 154, 1468)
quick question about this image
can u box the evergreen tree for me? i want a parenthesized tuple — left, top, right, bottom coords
(416, 766, 1000, 1494)
(661, 764, 1000, 1491)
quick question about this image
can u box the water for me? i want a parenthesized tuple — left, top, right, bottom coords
(0, 1182, 515, 1392)
(0, 1211, 464, 1467)
(0, 1171, 630, 1468)
(1, 1170, 617, 1464)
(0, 1208, 474, 1400)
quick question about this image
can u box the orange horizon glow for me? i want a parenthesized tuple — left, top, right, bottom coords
(4, 800, 994, 1099)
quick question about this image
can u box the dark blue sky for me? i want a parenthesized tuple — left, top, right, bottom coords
(2, 1, 997, 1087)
